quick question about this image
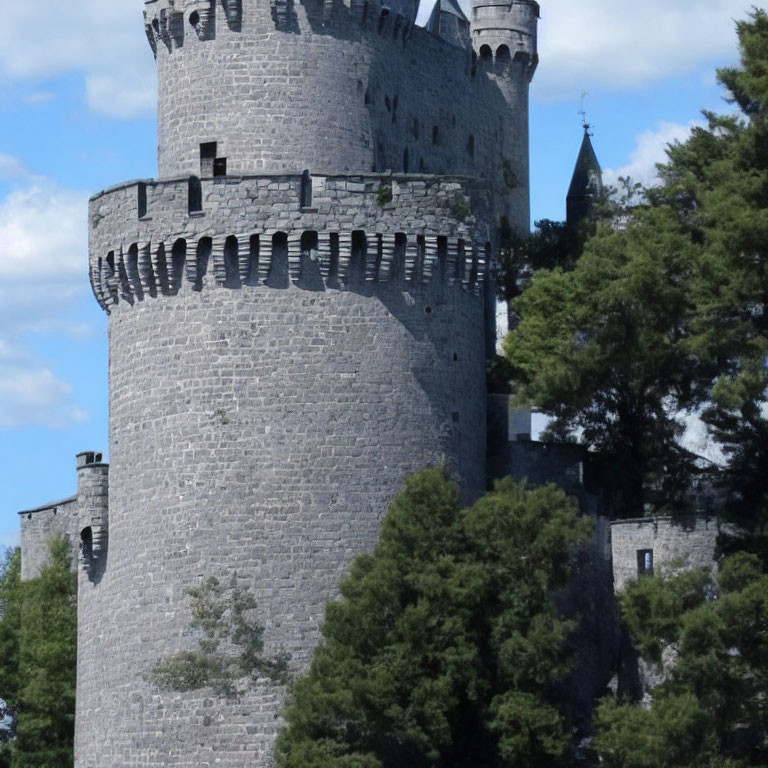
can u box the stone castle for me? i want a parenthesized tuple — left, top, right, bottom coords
(15, 0, 722, 765)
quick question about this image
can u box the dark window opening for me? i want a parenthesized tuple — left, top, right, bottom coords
(453, 353, 458, 361)
(452, 412, 460, 423)
(224, 235, 240, 288)
(637, 549, 654, 576)
(496, 44, 511, 64)
(188, 176, 203, 214)
(213, 157, 227, 177)
(480, 44, 492, 62)
(80, 527, 93, 561)
(127, 243, 143, 300)
(471, 50, 478, 77)
(137, 182, 147, 218)
(195, 237, 212, 291)
(411, 117, 419, 139)
(171, 239, 186, 294)
(268, 232, 289, 289)
(385, 96, 391, 112)
(467, 134, 475, 158)
(300, 169, 313, 208)
(432, 125, 439, 145)
(247, 234, 260, 285)
(189, 10, 200, 25)
(378, 7, 390, 33)
(365, 87, 371, 105)
(200, 142, 217, 175)
(392, 94, 399, 123)
(350, 230, 367, 284)
(403, 148, 409, 173)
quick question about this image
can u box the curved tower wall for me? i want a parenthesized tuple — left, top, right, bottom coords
(76, 0, 537, 763)
(77, 173, 489, 767)
(144, 0, 533, 231)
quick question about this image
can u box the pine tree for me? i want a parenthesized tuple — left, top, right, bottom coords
(275, 467, 591, 768)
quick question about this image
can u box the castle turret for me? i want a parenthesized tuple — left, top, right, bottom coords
(76, 1, 536, 765)
(470, 0, 539, 233)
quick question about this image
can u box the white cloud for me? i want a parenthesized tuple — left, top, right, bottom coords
(0, 341, 89, 429)
(534, 0, 748, 99)
(603, 120, 704, 188)
(0, 0, 155, 119)
(0, 162, 93, 428)
(420, 0, 748, 99)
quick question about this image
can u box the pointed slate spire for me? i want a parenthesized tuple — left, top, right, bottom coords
(566, 125, 603, 225)
(425, 0, 471, 49)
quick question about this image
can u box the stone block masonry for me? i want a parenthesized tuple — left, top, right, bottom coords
(611, 516, 720, 592)
(68, 0, 539, 764)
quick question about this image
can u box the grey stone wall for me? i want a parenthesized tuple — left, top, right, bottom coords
(75, 276, 486, 767)
(143, 0, 534, 233)
(611, 516, 720, 592)
(19, 497, 79, 581)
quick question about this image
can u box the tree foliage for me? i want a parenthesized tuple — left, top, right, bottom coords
(0, 538, 78, 768)
(503, 9, 768, 525)
(148, 576, 289, 696)
(595, 553, 768, 767)
(275, 468, 591, 768)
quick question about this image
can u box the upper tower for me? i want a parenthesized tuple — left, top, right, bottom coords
(470, 0, 538, 79)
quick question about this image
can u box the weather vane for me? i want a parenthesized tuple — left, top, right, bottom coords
(578, 91, 593, 135)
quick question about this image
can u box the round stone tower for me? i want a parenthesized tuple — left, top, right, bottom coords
(75, 0, 536, 765)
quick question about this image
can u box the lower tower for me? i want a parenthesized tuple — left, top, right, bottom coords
(76, 172, 490, 767)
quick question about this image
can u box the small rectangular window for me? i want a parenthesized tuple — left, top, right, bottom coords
(637, 549, 654, 576)
(213, 157, 227, 177)
(200, 142, 217, 175)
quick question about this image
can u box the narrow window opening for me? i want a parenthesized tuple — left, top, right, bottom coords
(392, 94, 399, 123)
(137, 182, 148, 219)
(437, 235, 448, 282)
(300, 169, 313, 208)
(403, 148, 409, 173)
(267, 232, 289, 288)
(385, 96, 391, 113)
(378, 7, 390, 33)
(411, 117, 419, 140)
(453, 353, 458, 361)
(80, 527, 93, 562)
(467, 134, 475, 158)
(350, 230, 367, 284)
(637, 549, 654, 576)
(195, 237, 212, 291)
(471, 50, 478, 77)
(213, 157, 227, 177)
(188, 176, 203, 214)
(432, 125, 439, 145)
(480, 44, 492, 62)
(224, 235, 240, 288)
(299, 231, 322, 289)
(247, 234, 260, 285)
(127, 243, 143, 300)
(392, 232, 407, 281)
(200, 142, 217, 176)
(171, 239, 186, 294)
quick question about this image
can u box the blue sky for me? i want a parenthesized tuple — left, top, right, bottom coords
(0, 0, 754, 547)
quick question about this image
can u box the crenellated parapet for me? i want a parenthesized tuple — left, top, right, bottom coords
(89, 173, 493, 311)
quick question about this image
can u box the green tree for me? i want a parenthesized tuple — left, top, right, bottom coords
(595, 553, 768, 767)
(275, 468, 591, 768)
(0, 548, 22, 768)
(504, 10, 768, 524)
(504, 205, 703, 517)
(12, 537, 77, 768)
